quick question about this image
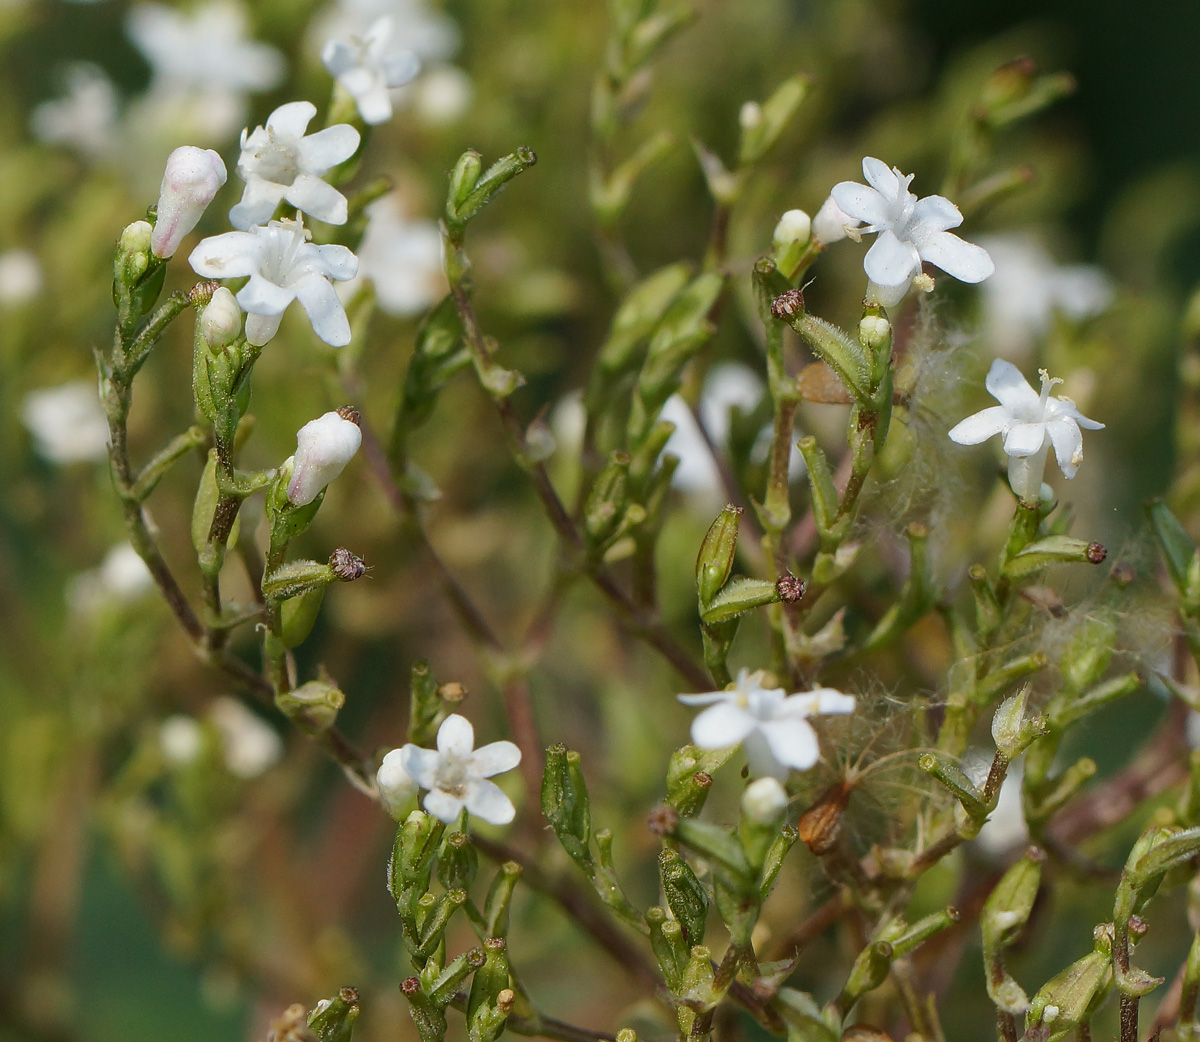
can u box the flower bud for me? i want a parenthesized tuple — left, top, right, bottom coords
(287, 407, 362, 507)
(276, 678, 345, 734)
(151, 146, 227, 259)
(695, 504, 742, 606)
(742, 776, 787, 824)
(120, 219, 154, 257)
(772, 209, 811, 248)
(200, 286, 242, 347)
(812, 195, 859, 245)
(378, 749, 419, 821)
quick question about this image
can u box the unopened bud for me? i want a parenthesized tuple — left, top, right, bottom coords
(739, 100, 763, 130)
(858, 314, 891, 352)
(200, 286, 242, 347)
(120, 219, 153, 257)
(287, 409, 363, 507)
(742, 776, 787, 824)
(377, 749, 419, 820)
(276, 679, 345, 734)
(696, 504, 742, 606)
(151, 146, 227, 259)
(772, 209, 811, 248)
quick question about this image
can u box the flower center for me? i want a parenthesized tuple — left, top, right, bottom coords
(434, 753, 471, 798)
(1036, 368, 1063, 414)
(253, 136, 301, 186)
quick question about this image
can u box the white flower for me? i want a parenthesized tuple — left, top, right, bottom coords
(377, 748, 419, 820)
(210, 696, 283, 778)
(151, 146, 227, 259)
(0, 250, 43, 305)
(399, 713, 522, 824)
(947, 359, 1104, 504)
(188, 216, 359, 347)
(978, 235, 1113, 360)
(347, 194, 445, 315)
(830, 157, 994, 306)
(811, 195, 860, 245)
(66, 543, 153, 615)
(311, 0, 459, 64)
(405, 64, 473, 125)
(229, 101, 360, 230)
(30, 63, 120, 160)
(127, 1, 285, 146)
(160, 715, 205, 766)
(678, 668, 855, 780)
(200, 286, 242, 347)
(286, 409, 362, 507)
(22, 380, 109, 463)
(323, 17, 420, 125)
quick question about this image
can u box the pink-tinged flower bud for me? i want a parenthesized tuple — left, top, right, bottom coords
(151, 146, 227, 259)
(200, 286, 242, 347)
(286, 408, 362, 506)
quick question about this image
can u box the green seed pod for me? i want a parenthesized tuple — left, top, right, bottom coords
(659, 849, 708, 947)
(696, 504, 742, 607)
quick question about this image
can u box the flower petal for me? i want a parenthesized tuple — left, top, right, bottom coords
(313, 242, 359, 281)
(355, 85, 394, 125)
(321, 38, 356, 77)
(911, 194, 963, 233)
(861, 157, 899, 200)
(244, 311, 282, 347)
(830, 181, 890, 227)
(292, 272, 352, 346)
(401, 744, 441, 789)
(948, 405, 1011, 445)
(464, 779, 516, 824)
(470, 739, 521, 777)
(436, 713, 474, 757)
(677, 691, 734, 706)
(863, 229, 921, 287)
(917, 230, 994, 283)
(762, 716, 820, 772)
(423, 787, 465, 823)
(1046, 397, 1104, 430)
(690, 702, 756, 750)
(985, 359, 1040, 414)
(382, 50, 420, 87)
(782, 689, 856, 717)
(743, 730, 787, 780)
(297, 123, 360, 171)
(1045, 417, 1084, 478)
(237, 272, 294, 316)
(188, 231, 261, 278)
(266, 100, 316, 138)
(1002, 422, 1047, 458)
(286, 175, 349, 225)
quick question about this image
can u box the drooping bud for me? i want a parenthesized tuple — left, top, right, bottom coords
(200, 286, 242, 347)
(287, 408, 363, 506)
(151, 146, 227, 259)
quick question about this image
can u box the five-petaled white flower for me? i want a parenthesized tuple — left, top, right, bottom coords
(322, 17, 420, 125)
(678, 668, 856, 780)
(229, 101, 360, 230)
(399, 714, 521, 824)
(286, 408, 363, 506)
(189, 216, 358, 347)
(947, 358, 1104, 504)
(830, 157, 994, 307)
